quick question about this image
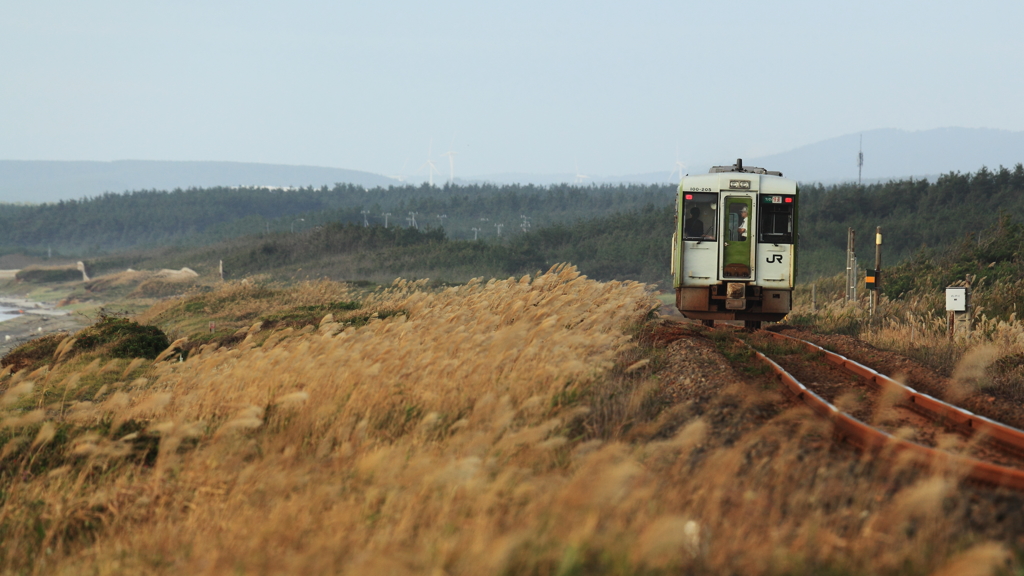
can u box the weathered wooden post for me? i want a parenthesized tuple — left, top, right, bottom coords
(846, 228, 856, 301)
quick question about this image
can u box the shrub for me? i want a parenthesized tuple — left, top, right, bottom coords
(72, 317, 171, 360)
(15, 266, 82, 283)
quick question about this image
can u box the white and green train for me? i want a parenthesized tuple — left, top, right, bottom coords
(671, 159, 797, 329)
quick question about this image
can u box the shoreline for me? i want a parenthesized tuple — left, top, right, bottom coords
(0, 296, 91, 357)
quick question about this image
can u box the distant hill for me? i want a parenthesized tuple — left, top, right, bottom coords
(529, 127, 1024, 187)
(5, 127, 1024, 202)
(0, 160, 398, 204)
(745, 127, 1024, 184)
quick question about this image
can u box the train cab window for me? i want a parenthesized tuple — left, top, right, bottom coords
(683, 192, 717, 240)
(758, 198, 794, 244)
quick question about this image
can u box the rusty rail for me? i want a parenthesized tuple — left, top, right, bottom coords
(748, 333, 1024, 490)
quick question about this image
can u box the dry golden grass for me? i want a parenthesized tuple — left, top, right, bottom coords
(0, 265, 1012, 575)
(790, 283, 1024, 405)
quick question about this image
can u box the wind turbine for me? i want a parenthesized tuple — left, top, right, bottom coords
(389, 160, 409, 183)
(418, 140, 441, 186)
(669, 146, 686, 182)
(439, 136, 457, 185)
(574, 160, 589, 185)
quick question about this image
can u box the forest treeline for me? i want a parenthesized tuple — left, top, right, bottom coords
(0, 182, 675, 252)
(799, 163, 1024, 276)
(5, 163, 1024, 283)
(86, 204, 675, 285)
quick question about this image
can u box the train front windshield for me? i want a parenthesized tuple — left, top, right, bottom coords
(683, 192, 718, 240)
(758, 196, 795, 244)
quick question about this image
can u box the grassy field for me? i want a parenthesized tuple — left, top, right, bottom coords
(0, 265, 1016, 575)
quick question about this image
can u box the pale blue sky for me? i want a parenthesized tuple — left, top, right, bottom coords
(2, 1, 1022, 179)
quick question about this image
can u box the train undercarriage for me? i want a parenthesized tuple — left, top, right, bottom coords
(675, 284, 792, 329)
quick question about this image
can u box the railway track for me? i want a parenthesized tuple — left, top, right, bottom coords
(743, 329, 1024, 490)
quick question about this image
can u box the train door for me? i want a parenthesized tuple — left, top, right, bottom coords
(679, 192, 719, 286)
(720, 195, 755, 279)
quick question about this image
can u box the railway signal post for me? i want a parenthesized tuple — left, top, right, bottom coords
(868, 227, 882, 315)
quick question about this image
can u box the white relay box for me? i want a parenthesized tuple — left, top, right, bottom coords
(945, 287, 969, 312)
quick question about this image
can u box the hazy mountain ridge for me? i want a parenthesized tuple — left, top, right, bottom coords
(471, 127, 1024, 187)
(3, 127, 1023, 202)
(748, 127, 1024, 184)
(0, 160, 398, 204)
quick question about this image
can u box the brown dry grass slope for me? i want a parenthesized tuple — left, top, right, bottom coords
(0, 265, 1014, 575)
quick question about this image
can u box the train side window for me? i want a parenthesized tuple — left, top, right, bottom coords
(758, 202, 794, 244)
(683, 192, 717, 240)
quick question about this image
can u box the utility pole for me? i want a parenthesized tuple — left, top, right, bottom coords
(494, 223, 504, 237)
(858, 134, 864, 185)
(383, 213, 391, 228)
(869, 227, 882, 315)
(436, 214, 447, 227)
(408, 212, 418, 229)
(846, 227, 857, 301)
(471, 227, 480, 240)
(361, 210, 370, 227)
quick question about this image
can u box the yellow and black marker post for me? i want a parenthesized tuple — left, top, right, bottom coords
(869, 227, 882, 315)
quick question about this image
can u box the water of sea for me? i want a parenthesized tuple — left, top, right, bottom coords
(0, 309, 24, 323)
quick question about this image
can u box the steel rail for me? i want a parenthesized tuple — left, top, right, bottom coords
(767, 331, 1024, 451)
(746, 335, 1024, 490)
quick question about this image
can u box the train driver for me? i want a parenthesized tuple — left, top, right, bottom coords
(686, 207, 717, 239)
(738, 206, 748, 241)
(685, 207, 706, 238)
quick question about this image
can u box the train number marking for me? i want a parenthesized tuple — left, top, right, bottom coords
(766, 254, 783, 263)
(687, 187, 713, 192)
